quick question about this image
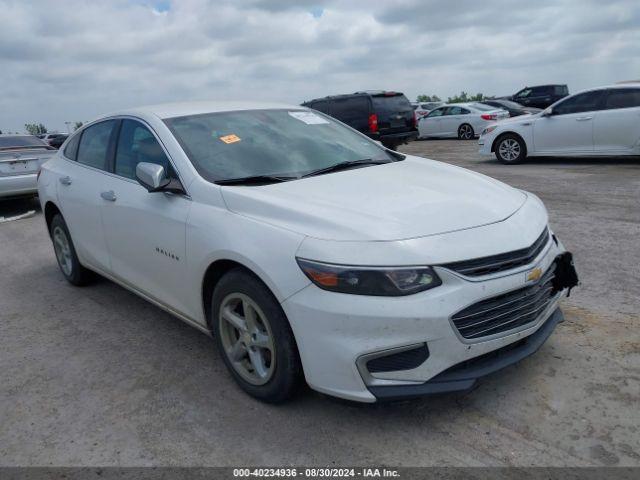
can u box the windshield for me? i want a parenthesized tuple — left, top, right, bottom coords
(164, 109, 393, 182)
(371, 94, 413, 113)
(0, 136, 47, 148)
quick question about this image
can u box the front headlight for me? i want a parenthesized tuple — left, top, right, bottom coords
(482, 125, 498, 135)
(296, 258, 442, 296)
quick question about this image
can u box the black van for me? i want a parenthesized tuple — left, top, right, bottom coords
(302, 91, 418, 149)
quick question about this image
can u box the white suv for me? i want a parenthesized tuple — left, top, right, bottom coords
(38, 102, 578, 403)
(479, 84, 640, 164)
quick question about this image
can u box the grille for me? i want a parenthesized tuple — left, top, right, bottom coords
(441, 228, 550, 277)
(367, 344, 429, 373)
(451, 263, 557, 340)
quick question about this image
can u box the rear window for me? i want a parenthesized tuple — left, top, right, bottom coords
(470, 103, 495, 111)
(372, 94, 413, 114)
(605, 88, 640, 109)
(0, 136, 47, 148)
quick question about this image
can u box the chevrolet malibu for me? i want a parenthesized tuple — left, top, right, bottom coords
(38, 102, 578, 403)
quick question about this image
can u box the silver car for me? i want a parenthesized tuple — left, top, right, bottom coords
(0, 135, 55, 199)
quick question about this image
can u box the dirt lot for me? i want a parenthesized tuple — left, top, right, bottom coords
(1, 140, 639, 467)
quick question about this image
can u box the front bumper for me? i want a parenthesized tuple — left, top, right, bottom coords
(282, 234, 569, 403)
(0, 173, 38, 198)
(370, 307, 563, 401)
(478, 135, 494, 155)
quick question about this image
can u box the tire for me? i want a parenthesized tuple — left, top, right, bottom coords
(211, 268, 302, 403)
(458, 123, 475, 140)
(49, 214, 93, 286)
(495, 134, 526, 164)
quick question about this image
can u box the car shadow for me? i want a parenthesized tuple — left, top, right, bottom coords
(484, 156, 640, 166)
(0, 196, 41, 222)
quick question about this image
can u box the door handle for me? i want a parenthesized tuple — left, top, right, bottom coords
(576, 116, 593, 121)
(59, 176, 72, 186)
(100, 190, 117, 202)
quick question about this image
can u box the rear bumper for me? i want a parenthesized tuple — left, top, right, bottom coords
(0, 174, 38, 198)
(373, 131, 419, 145)
(369, 307, 563, 401)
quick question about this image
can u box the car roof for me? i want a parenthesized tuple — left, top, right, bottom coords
(102, 101, 304, 121)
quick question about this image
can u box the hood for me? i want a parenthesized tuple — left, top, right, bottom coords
(221, 156, 527, 241)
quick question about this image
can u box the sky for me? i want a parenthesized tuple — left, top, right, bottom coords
(1, 0, 639, 133)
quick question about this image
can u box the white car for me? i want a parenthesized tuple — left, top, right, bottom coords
(1, 135, 55, 198)
(411, 101, 444, 119)
(479, 84, 640, 164)
(38, 101, 578, 403)
(418, 103, 509, 140)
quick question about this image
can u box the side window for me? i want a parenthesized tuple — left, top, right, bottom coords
(515, 88, 532, 99)
(76, 120, 116, 170)
(63, 133, 81, 160)
(330, 97, 369, 123)
(447, 106, 463, 115)
(114, 120, 171, 180)
(604, 89, 640, 110)
(460, 108, 471, 115)
(553, 90, 606, 115)
(531, 86, 549, 96)
(426, 108, 445, 118)
(310, 100, 330, 114)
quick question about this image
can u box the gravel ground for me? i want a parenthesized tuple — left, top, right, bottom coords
(0, 140, 638, 467)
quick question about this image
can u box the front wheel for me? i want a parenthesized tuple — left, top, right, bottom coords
(211, 269, 302, 403)
(458, 124, 475, 140)
(495, 134, 526, 164)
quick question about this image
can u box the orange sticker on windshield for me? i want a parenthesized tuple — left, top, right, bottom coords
(220, 134, 241, 144)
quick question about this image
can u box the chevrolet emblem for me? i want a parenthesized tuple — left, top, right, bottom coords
(526, 267, 543, 282)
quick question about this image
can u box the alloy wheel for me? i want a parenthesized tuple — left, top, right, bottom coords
(52, 226, 73, 276)
(218, 293, 276, 385)
(459, 124, 473, 139)
(499, 138, 521, 162)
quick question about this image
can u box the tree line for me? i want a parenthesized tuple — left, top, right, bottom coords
(417, 92, 487, 103)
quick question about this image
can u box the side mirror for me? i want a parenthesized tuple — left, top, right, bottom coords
(136, 162, 170, 192)
(542, 107, 553, 117)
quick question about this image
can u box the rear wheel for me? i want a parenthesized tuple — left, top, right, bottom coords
(458, 124, 475, 140)
(211, 268, 302, 403)
(495, 134, 526, 164)
(49, 214, 93, 286)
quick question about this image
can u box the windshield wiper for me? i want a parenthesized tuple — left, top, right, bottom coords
(215, 174, 296, 186)
(301, 159, 391, 178)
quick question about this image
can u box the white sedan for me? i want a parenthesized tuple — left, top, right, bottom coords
(38, 101, 577, 403)
(479, 83, 640, 163)
(418, 103, 509, 140)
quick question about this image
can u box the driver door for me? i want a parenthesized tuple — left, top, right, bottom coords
(533, 90, 606, 154)
(100, 118, 193, 316)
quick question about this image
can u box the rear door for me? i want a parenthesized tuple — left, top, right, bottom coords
(594, 88, 640, 153)
(371, 93, 414, 134)
(441, 106, 470, 136)
(533, 90, 606, 154)
(56, 120, 117, 272)
(99, 118, 192, 315)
